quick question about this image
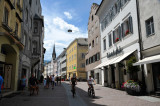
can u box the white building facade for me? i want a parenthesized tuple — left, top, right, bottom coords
(96, 0, 141, 88)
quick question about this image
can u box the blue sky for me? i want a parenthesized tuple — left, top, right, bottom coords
(41, 0, 102, 61)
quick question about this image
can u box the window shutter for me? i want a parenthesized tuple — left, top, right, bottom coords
(119, 26, 122, 40)
(113, 31, 115, 43)
(117, 0, 121, 12)
(129, 16, 133, 33)
(121, 23, 124, 37)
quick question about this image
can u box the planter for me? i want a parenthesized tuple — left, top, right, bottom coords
(126, 88, 140, 96)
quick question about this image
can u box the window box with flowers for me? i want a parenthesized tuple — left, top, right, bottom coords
(125, 30, 129, 36)
(115, 37, 119, 42)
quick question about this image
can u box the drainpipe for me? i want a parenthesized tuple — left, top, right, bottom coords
(136, 0, 146, 94)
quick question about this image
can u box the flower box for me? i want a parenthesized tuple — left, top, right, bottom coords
(125, 30, 129, 36)
(115, 37, 119, 42)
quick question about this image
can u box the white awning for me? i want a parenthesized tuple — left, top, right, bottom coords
(111, 50, 136, 64)
(93, 56, 121, 69)
(133, 54, 160, 66)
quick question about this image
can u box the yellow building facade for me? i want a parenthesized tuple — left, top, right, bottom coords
(67, 38, 88, 80)
(0, 0, 23, 91)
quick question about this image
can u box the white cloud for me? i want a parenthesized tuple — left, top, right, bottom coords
(53, 17, 79, 33)
(43, 16, 87, 60)
(64, 11, 72, 19)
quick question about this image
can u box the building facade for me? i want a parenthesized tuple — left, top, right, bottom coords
(0, 0, 24, 91)
(67, 38, 88, 80)
(96, 0, 141, 88)
(85, 3, 101, 84)
(133, 0, 160, 93)
(60, 49, 67, 80)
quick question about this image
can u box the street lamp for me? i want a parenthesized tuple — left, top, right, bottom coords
(68, 29, 72, 32)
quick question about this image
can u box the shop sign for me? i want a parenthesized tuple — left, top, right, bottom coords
(107, 46, 123, 58)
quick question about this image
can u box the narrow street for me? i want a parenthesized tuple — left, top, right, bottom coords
(0, 82, 160, 106)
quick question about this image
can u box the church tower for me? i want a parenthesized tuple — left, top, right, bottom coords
(52, 44, 56, 60)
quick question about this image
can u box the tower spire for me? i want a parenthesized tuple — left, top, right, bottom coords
(52, 43, 56, 60)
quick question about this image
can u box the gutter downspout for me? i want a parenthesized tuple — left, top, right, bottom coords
(136, 0, 146, 94)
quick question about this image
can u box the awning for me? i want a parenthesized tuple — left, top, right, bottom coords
(111, 50, 136, 64)
(93, 56, 121, 69)
(133, 54, 160, 66)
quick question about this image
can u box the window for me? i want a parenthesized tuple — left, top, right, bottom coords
(74, 54, 76, 59)
(121, 16, 133, 37)
(92, 40, 94, 47)
(17, 0, 20, 5)
(34, 22, 38, 33)
(74, 46, 76, 50)
(89, 43, 91, 50)
(103, 38, 106, 51)
(30, 17, 32, 29)
(113, 26, 121, 43)
(33, 41, 37, 54)
(86, 59, 88, 65)
(145, 17, 154, 36)
(15, 22, 18, 36)
(72, 55, 73, 61)
(108, 34, 112, 47)
(81, 63, 85, 68)
(4, 7, 9, 25)
(92, 15, 94, 21)
(82, 53, 85, 59)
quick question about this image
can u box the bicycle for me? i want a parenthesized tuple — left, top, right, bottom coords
(88, 85, 95, 98)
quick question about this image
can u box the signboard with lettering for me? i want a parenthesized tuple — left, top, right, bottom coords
(107, 46, 123, 58)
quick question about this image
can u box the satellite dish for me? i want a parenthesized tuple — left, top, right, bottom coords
(68, 29, 72, 32)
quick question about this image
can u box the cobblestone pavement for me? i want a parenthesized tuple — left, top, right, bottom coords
(0, 83, 69, 106)
(0, 82, 160, 106)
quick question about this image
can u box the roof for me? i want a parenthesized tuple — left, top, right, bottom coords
(67, 38, 88, 50)
(95, 0, 104, 15)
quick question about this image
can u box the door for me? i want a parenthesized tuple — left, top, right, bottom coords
(152, 62, 160, 91)
(111, 66, 115, 84)
(97, 73, 99, 84)
(4, 64, 12, 88)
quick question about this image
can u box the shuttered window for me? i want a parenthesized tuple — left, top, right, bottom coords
(108, 34, 112, 47)
(103, 38, 106, 50)
(4, 7, 9, 25)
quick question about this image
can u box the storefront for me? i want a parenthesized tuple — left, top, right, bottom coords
(133, 54, 160, 93)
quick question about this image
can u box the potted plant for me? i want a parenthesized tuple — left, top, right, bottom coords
(125, 30, 129, 36)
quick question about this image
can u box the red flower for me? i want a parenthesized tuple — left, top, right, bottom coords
(125, 30, 129, 35)
(115, 37, 119, 42)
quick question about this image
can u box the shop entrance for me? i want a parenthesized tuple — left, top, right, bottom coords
(152, 62, 160, 91)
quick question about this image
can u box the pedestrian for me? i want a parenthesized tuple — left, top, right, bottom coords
(51, 75, 55, 89)
(29, 74, 39, 95)
(43, 78, 47, 88)
(59, 76, 61, 85)
(56, 76, 59, 86)
(40, 75, 44, 83)
(46, 76, 50, 88)
(21, 75, 27, 93)
(0, 73, 4, 100)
